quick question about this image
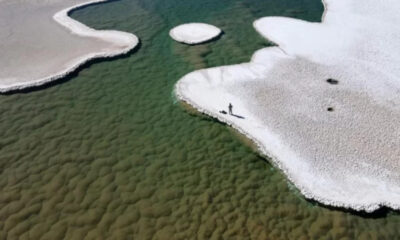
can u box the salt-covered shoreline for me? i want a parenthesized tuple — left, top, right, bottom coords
(0, 0, 139, 92)
(176, 0, 400, 212)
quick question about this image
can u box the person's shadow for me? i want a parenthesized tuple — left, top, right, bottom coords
(219, 110, 245, 119)
(231, 113, 245, 119)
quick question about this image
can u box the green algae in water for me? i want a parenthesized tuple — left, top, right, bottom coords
(0, 0, 399, 239)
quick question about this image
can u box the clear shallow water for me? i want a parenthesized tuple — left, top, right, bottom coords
(0, 0, 399, 239)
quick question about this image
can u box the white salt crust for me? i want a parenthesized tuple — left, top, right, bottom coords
(0, 0, 139, 92)
(176, 0, 400, 212)
(169, 23, 221, 45)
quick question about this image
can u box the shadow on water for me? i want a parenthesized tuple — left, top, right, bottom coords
(308, 199, 400, 219)
(175, 31, 225, 46)
(2, 42, 141, 95)
(200, 30, 225, 45)
(68, 0, 122, 15)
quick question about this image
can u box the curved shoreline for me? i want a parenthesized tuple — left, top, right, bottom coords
(175, 0, 400, 212)
(175, 79, 395, 213)
(0, 0, 139, 93)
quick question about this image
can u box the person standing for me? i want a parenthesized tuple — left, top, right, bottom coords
(228, 103, 233, 115)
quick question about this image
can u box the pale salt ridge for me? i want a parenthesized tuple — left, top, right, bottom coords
(169, 23, 221, 45)
(0, 0, 139, 92)
(176, 0, 400, 212)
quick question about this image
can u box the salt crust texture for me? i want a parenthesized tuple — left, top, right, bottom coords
(176, 0, 400, 212)
(0, 0, 138, 92)
(169, 23, 221, 45)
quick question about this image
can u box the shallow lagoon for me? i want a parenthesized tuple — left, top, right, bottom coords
(0, 0, 399, 239)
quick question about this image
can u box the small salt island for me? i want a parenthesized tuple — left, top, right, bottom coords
(169, 23, 221, 45)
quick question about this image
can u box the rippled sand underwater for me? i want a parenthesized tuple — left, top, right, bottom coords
(1, 0, 399, 239)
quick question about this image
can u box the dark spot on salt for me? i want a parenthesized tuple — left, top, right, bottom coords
(327, 107, 334, 112)
(326, 78, 339, 85)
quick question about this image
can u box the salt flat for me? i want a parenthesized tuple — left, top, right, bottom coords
(169, 23, 221, 45)
(176, 0, 400, 212)
(0, 0, 138, 92)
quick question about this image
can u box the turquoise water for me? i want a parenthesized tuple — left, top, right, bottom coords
(0, 0, 399, 239)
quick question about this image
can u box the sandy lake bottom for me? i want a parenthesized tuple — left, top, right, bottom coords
(1, 0, 400, 239)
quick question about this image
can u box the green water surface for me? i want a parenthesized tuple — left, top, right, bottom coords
(0, 0, 399, 239)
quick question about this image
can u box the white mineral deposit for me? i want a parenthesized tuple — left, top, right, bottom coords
(0, 0, 139, 92)
(169, 23, 221, 45)
(176, 0, 400, 212)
